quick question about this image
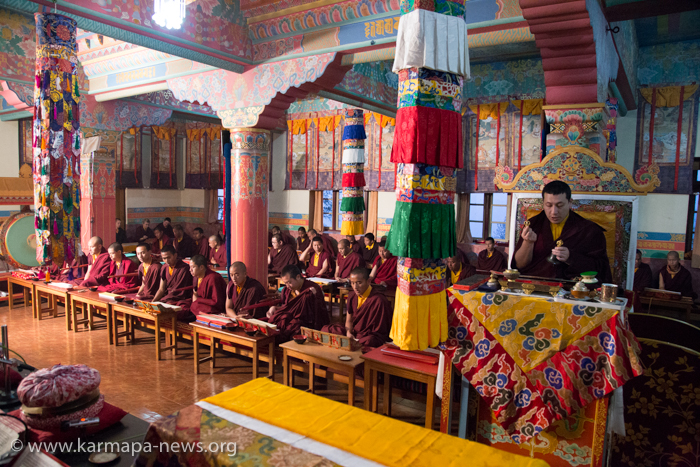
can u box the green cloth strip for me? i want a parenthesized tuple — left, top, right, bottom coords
(340, 196, 366, 213)
(386, 201, 456, 259)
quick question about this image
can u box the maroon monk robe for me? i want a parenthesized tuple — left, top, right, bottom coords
(59, 254, 88, 282)
(362, 242, 379, 267)
(98, 258, 140, 293)
(174, 234, 196, 258)
(349, 241, 361, 254)
(151, 236, 173, 256)
(633, 262, 653, 293)
(511, 211, 612, 282)
(208, 246, 227, 267)
(297, 236, 310, 253)
(477, 249, 507, 272)
(315, 235, 336, 259)
(269, 279, 329, 342)
(227, 277, 267, 319)
(446, 260, 477, 287)
(76, 248, 111, 287)
(160, 260, 194, 320)
(323, 287, 393, 348)
(305, 251, 334, 278)
(137, 261, 162, 298)
(280, 232, 296, 248)
(269, 244, 299, 275)
(134, 226, 155, 241)
(194, 239, 211, 258)
(336, 251, 364, 279)
(372, 255, 398, 289)
(659, 265, 697, 299)
(191, 269, 227, 316)
(155, 223, 175, 239)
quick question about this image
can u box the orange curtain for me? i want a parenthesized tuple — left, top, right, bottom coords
(366, 191, 378, 237)
(311, 191, 324, 232)
(456, 194, 472, 244)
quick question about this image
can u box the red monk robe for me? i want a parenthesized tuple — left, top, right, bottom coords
(305, 251, 334, 278)
(633, 262, 653, 293)
(349, 241, 361, 254)
(323, 287, 392, 348)
(98, 258, 140, 293)
(191, 269, 227, 315)
(160, 260, 194, 321)
(477, 249, 507, 272)
(269, 279, 329, 343)
(174, 234, 195, 258)
(659, 265, 697, 300)
(363, 242, 379, 267)
(134, 225, 155, 241)
(137, 261, 162, 298)
(336, 251, 364, 280)
(76, 248, 111, 287)
(209, 246, 227, 267)
(227, 277, 267, 319)
(446, 259, 477, 287)
(194, 239, 211, 258)
(151, 236, 173, 256)
(59, 254, 88, 282)
(317, 235, 337, 259)
(511, 211, 612, 282)
(371, 255, 398, 289)
(269, 244, 299, 275)
(156, 223, 175, 239)
(297, 236, 310, 253)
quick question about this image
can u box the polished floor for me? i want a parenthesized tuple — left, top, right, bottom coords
(0, 300, 429, 425)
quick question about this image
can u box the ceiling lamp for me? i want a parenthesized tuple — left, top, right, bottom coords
(152, 0, 186, 29)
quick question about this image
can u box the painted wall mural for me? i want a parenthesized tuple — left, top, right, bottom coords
(128, 90, 217, 116)
(80, 96, 172, 132)
(464, 58, 545, 105)
(0, 7, 37, 83)
(637, 39, 700, 87)
(335, 60, 398, 108)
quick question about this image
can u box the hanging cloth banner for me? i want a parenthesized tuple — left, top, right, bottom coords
(340, 109, 366, 235)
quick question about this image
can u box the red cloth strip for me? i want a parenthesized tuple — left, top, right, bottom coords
(342, 172, 366, 187)
(288, 130, 293, 189)
(156, 136, 160, 184)
(648, 88, 656, 165)
(119, 131, 123, 182)
(331, 126, 335, 188)
(169, 135, 173, 187)
(474, 105, 480, 190)
(518, 100, 524, 171)
(496, 113, 501, 168)
(304, 125, 308, 189)
(377, 123, 382, 189)
(199, 138, 203, 178)
(207, 133, 211, 185)
(390, 106, 463, 169)
(315, 119, 320, 189)
(135, 128, 140, 185)
(674, 86, 685, 191)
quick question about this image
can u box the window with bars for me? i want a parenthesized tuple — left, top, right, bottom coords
(686, 158, 700, 252)
(469, 193, 510, 241)
(217, 188, 224, 222)
(322, 190, 343, 231)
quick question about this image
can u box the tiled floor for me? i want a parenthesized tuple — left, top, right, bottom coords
(0, 301, 429, 425)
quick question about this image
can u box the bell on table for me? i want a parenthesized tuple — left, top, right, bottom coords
(547, 240, 564, 266)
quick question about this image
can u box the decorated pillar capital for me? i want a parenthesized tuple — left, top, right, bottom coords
(543, 103, 611, 158)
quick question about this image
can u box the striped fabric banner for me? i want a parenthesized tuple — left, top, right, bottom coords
(340, 109, 366, 235)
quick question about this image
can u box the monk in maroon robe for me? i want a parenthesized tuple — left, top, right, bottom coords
(633, 250, 653, 293)
(208, 235, 227, 267)
(190, 255, 228, 315)
(58, 254, 88, 282)
(226, 261, 268, 319)
(512, 181, 611, 282)
(304, 237, 334, 278)
(308, 229, 336, 259)
(98, 243, 140, 293)
(152, 246, 194, 321)
(76, 237, 112, 287)
(323, 267, 392, 348)
(446, 251, 477, 287)
(135, 243, 162, 299)
(477, 237, 507, 272)
(370, 243, 397, 290)
(266, 265, 329, 343)
(362, 233, 379, 268)
(271, 226, 295, 250)
(172, 225, 195, 258)
(335, 239, 364, 282)
(659, 251, 696, 299)
(269, 234, 299, 275)
(346, 235, 362, 254)
(134, 219, 155, 242)
(152, 227, 172, 256)
(192, 228, 211, 258)
(297, 227, 310, 253)
(155, 218, 175, 239)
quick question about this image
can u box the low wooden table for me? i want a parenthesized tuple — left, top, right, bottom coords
(280, 340, 363, 406)
(32, 282, 73, 329)
(0, 273, 11, 305)
(641, 295, 694, 321)
(190, 323, 276, 379)
(111, 302, 178, 360)
(7, 276, 34, 310)
(361, 344, 439, 429)
(68, 291, 113, 342)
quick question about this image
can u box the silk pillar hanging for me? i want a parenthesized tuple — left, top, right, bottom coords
(386, 1, 469, 351)
(340, 109, 366, 235)
(33, 13, 81, 266)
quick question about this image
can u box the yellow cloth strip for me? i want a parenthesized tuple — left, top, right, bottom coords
(204, 379, 549, 467)
(640, 85, 698, 107)
(390, 288, 448, 351)
(341, 220, 364, 236)
(467, 99, 543, 118)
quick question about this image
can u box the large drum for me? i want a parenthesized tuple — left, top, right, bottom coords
(0, 211, 39, 268)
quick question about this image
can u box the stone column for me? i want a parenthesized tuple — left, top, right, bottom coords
(228, 128, 270, 284)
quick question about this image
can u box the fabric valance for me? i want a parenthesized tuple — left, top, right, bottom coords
(640, 85, 699, 108)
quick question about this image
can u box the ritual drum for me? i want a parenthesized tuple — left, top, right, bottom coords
(0, 211, 40, 268)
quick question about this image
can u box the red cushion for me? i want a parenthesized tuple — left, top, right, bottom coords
(9, 401, 128, 443)
(18, 364, 101, 408)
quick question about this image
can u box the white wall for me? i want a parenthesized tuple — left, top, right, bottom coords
(377, 191, 395, 219)
(615, 110, 637, 175)
(0, 120, 22, 214)
(269, 131, 309, 215)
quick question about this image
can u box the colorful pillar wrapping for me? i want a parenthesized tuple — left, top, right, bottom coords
(386, 1, 469, 351)
(340, 109, 366, 235)
(33, 13, 81, 266)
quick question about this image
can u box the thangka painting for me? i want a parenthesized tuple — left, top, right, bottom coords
(150, 126, 179, 189)
(633, 86, 699, 193)
(185, 124, 223, 190)
(364, 112, 396, 191)
(116, 130, 142, 188)
(286, 117, 343, 190)
(19, 118, 33, 166)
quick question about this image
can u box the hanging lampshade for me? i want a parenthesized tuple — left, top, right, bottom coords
(152, 0, 186, 29)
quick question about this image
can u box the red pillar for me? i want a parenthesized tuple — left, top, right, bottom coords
(228, 128, 270, 285)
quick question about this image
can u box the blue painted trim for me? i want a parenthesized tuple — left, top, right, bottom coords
(329, 88, 397, 113)
(86, 56, 185, 80)
(0, 111, 32, 121)
(87, 66, 217, 95)
(317, 90, 396, 118)
(258, 37, 395, 64)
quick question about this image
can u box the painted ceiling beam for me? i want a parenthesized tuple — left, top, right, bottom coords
(605, 0, 700, 22)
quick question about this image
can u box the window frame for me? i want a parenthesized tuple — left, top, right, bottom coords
(686, 157, 700, 253)
(322, 189, 342, 232)
(469, 193, 510, 242)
